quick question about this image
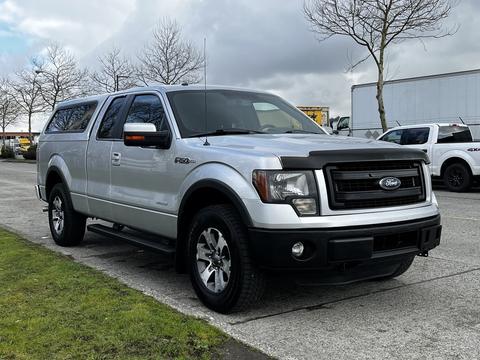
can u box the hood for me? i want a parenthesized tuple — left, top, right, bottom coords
(183, 133, 401, 158)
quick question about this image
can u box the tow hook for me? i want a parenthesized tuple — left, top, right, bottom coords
(418, 251, 429, 257)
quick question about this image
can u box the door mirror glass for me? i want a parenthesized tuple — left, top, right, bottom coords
(123, 123, 171, 148)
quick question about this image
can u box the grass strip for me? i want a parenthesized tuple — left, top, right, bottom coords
(0, 229, 227, 360)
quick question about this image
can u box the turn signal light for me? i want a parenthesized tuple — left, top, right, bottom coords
(125, 135, 145, 141)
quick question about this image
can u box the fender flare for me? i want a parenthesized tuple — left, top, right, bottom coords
(439, 153, 475, 176)
(45, 165, 70, 198)
(178, 179, 253, 227)
(175, 179, 254, 273)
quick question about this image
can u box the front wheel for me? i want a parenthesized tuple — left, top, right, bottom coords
(48, 183, 86, 246)
(188, 205, 266, 313)
(443, 163, 472, 192)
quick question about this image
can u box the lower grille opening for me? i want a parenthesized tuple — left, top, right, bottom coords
(373, 231, 418, 252)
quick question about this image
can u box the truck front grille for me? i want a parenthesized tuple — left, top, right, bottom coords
(324, 161, 426, 210)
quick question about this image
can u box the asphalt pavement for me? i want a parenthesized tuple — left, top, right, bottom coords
(0, 161, 479, 360)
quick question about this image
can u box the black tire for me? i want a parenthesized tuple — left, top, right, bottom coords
(48, 183, 86, 246)
(374, 256, 415, 281)
(443, 162, 472, 192)
(188, 204, 266, 313)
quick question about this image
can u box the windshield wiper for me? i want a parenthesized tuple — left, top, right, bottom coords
(284, 129, 321, 134)
(188, 128, 265, 138)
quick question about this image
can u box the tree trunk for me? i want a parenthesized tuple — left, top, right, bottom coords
(375, 46, 388, 133)
(376, 69, 387, 132)
(2, 117, 5, 148)
(28, 112, 32, 143)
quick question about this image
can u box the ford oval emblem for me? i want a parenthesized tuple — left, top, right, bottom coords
(379, 177, 401, 191)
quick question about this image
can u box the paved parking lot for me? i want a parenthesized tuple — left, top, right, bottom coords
(0, 161, 479, 360)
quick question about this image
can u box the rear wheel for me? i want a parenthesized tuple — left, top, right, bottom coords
(188, 205, 266, 313)
(48, 183, 86, 246)
(443, 163, 472, 192)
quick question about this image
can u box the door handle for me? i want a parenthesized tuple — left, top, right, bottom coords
(111, 152, 121, 166)
(421, 149, 428, 153)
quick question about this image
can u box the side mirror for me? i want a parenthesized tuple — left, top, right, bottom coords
(123, 123, 171, 149)
(332, 130, 339, 135)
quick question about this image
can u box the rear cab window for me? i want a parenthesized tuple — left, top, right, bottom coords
(46, 102, 97, 133)
(437, 125, 473, 143)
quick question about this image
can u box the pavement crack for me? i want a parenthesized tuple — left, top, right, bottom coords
(230, 267, 480, 326)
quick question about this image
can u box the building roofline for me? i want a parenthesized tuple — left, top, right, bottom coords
(0, 132, 41, 136)
(352, 68, 480, 90)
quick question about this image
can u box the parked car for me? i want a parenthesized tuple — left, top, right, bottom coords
(36, 85, 441, 313)
(331, 116, 351, 136)
(378, 123, 480, 192)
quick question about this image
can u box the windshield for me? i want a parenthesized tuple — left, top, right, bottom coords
(437, 126, 473, 143)
(166, 90, 327, 137)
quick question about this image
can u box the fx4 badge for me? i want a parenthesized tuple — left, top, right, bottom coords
(175, 157, 196, 164)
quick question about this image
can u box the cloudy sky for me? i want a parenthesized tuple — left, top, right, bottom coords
(0, 0, 479, 131)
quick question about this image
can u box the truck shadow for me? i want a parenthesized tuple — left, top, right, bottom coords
(432, 179, 480, 193)
(81, 230, 428, 321)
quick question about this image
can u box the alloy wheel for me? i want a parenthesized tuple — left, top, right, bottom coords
(195, 227, 231, 293)
(51, 195, 64, 235)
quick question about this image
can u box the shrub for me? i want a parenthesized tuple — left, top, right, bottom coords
(0, 145, 15, 159)
(23, 144, 37, 160)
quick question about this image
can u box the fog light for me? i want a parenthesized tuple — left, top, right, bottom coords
(292, 242, 304, 257)
(292, 198, 317, 215)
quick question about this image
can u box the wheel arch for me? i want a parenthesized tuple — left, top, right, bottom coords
(440, 157, 473, 177)
(45, 166, 70, 200)
(45, 154, 73, 198)
(175, 180, 253, 273)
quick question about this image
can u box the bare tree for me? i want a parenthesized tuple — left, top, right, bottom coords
(90, 47, 137, 93)
(35, 42, 88, 111)
(9, 64, 47, 142)
(137, 19, 204, 85)
(304, 0, 457, 132)
(0, 79, 20, 148)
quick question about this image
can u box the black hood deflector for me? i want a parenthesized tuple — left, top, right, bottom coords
(281, 148, 430, 169)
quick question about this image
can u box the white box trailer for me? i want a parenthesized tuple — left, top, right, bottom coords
(351, 69, 480, 140)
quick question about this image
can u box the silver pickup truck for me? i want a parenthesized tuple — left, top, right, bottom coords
(36, 85, 441, 313)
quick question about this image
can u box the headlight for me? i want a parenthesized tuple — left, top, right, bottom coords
(252, 170, 318, 216)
